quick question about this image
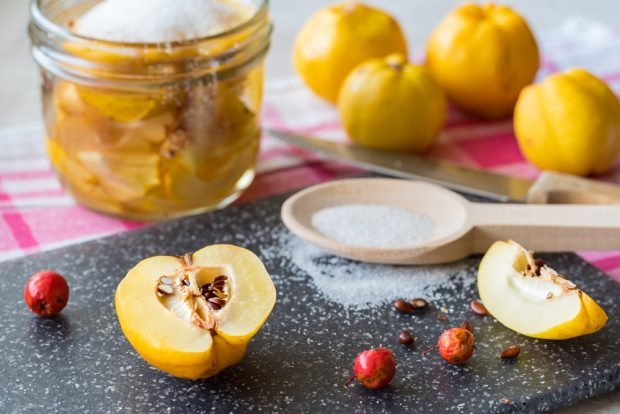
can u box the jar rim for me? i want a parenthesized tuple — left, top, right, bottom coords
(30, 0, 269, 48)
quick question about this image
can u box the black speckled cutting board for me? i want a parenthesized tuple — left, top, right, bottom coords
(0, 188, 619, 414)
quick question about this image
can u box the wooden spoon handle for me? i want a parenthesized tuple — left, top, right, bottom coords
(469, 204, 620, 253)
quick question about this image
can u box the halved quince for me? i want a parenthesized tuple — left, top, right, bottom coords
(115, 245, 277, 379)
(478, 240, 607, 340)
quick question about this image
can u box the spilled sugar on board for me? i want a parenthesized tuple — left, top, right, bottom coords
(259, 228, 475, 311)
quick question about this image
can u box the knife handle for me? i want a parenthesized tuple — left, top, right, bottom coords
(526, 171, 620, 204)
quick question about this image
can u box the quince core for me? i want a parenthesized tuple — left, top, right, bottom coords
(115, 244, 276, 379)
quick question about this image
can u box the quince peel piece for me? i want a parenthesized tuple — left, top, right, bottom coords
(115, 245, 276, 379)
(478, 240, 607, 340)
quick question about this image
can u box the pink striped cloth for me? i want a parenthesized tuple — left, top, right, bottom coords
(1, 18, 619, 282)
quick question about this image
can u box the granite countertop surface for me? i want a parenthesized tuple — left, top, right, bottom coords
(0, 192, 619, 413)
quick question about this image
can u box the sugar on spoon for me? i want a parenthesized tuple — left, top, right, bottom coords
(281, 178, 620, 265)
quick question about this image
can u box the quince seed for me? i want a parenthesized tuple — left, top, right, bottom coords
(157, 284, 174, 295)
(159, 276, 174, 285)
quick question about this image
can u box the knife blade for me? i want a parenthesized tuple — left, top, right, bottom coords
(267, 129, 532, 202)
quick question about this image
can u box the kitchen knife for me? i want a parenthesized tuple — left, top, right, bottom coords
(267, 129, 620, 204)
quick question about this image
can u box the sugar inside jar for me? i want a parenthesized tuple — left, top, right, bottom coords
(29, 0, 271, 219)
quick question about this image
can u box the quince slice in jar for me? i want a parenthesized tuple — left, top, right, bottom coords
(54, 110, 155, 154)
(54, 81, 88, 116)
(64, 41, 138, 65)
(62, 42, 182, 123)
(163, 161, 216, 203)
(122, 110, 178, 145)
(77, 151, 161, 202)
(178, 80, 258, 154)
(161, 81, 258, 183)
(52, 112, 109, 152)
(197, 136, 259, 189)
(46, 139, 108, 200)
(77, 87, 158, 123)
(102, 113, 177, 153)
(115, 245, 277, 379)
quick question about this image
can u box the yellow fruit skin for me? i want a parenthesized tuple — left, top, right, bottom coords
(293, 1, 407, 104)
(338, 54, 446, 152)
(120, 327, 248, 380)
(115, 245, 276, 380)
(478, 241, 608, 340)
(515, 68, 620, 176)
(532, 292, 608, 340)
(426, 3, 539, 119)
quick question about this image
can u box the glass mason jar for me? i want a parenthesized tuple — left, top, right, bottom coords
(29, 0, 271, 220)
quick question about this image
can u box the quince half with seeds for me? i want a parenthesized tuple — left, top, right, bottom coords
(115, 245, 277, 379)
(478, 240, 607, 340)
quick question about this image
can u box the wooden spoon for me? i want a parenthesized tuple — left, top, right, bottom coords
(281, 178, 620, 265)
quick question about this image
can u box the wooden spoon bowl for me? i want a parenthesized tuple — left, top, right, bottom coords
(281, 178, 620, 264)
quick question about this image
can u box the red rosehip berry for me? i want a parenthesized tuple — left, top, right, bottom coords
(24, 270, 69, 317)
(437, 327, 474, 365)
(351, 347, 396, 389)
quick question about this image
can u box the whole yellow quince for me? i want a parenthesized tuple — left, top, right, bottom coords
(293, 1, 407, 105)
(426, 3, 539, 119)
(338, 54, 446, 152)
(515, 68, 620, 176)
